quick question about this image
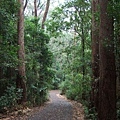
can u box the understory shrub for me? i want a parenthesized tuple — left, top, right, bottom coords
(52, 77, 61, 90)
(27, 83, 48, 106)
(59, 78, 71, 95)
(59, 74, 91, 102)
(0, 86, 22, 111)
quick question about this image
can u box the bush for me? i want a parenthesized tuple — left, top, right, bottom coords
(59, 74, 91, 102)
(59, 79, 71, 95)
(0, 86, 22, 111)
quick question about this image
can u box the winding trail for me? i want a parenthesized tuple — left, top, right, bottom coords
(28, 90, 73, 120)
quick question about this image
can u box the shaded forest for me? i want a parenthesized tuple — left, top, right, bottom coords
(0, 0, 120, 119)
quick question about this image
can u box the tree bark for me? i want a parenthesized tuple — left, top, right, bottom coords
(0, 67, 3, 79)
(92, 0, 99, 80)
(98, 0, 116, 119)
(115, 15, 120, 99)
(42, 0, 50, 29)
(17, 0, 27, 104)
(34, 0, 37, 17)
(91, 0, 99, 112)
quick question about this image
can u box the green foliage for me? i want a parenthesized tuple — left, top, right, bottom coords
(60, 74, 91, 102)
(0, 0, 54, 108)
(84, 106, 97, 120)
(0, 0, 19, 104)
(0, 86, 22, 110)
(29, 84, 48, 105)
(0, 0, 119, 118)
(46, 0, 91, 37)
(47, 0, 92, 118)
(0, 0, 18, 68)
(59, 79, 71, 95)
(24, 18, 54, 105)
(46, 7, 66, 37)
(52, 77, 61, 90)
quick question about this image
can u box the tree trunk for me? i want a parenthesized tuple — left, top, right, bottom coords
(81, 18, 85, 81)
(23, 0, 28, 11)
(91, 0, 99, 112)
(0, 67, 3, 79)
(98, 0, 116, 119)
(17, 0, 27, 104)
(115, 16, 120, 99)
(34, 0, 37, 17)
(42, 0, 50, 29)
(92, 0, 99, 80)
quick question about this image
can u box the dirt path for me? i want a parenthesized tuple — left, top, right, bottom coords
(28, 90, 73, 120)
(1, 90, 85, 120)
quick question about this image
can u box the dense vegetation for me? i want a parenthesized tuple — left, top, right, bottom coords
(0, 0, 54, 109)
(0, 0, 120, 119)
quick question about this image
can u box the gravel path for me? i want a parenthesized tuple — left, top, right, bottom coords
(28, 90, 73, 120)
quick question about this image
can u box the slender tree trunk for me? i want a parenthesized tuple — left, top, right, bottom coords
(91, 0, 99, 112)
(17, 0, 27, 104)
(23, 0, 28, 11)
(34, 0, 37, 17)
(42, 0, 50, 29)
(81, 18, 85, 81)
(98, 0, 116, 119)
(75, 7, 85, 81)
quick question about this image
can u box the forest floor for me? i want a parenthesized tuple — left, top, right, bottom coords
(0, 90, 85, 120)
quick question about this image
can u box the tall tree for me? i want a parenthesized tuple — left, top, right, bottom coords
(17, 0, 27, 104)
(98, 0, 116, 119)
(42, 0, 50, 29)
(91, 0, 99, 112)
